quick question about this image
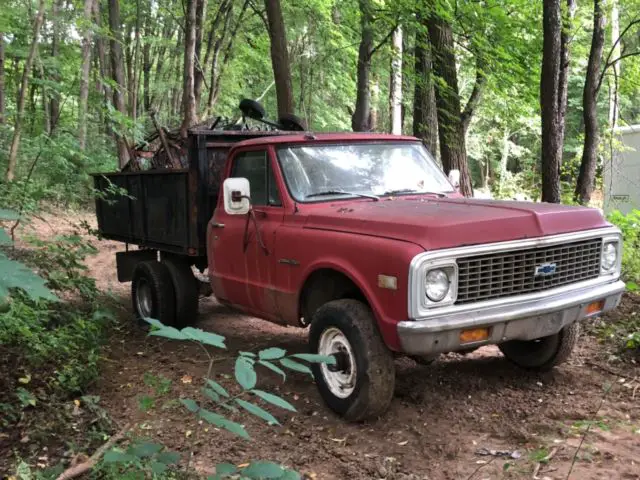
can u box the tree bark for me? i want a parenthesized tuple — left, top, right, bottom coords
(413, 19, 438, 155)
(193, 0, 208, 109)
(608, 0, 620, 128)
(108, 0, 130, 168)
(540, 0, 574, 203)
(264, 0, 294, 118)
(79, 0, 95, 151)
(6, 0, 46, 182)
(352, 0, 373, 132)
(49, 0, 63, 133)
(575, 0, 606, 205)
(427, 9, 473, 196)
(389, 26, 403, 134)
(181, 0, 198, 136)
(0, 33, 5, 125)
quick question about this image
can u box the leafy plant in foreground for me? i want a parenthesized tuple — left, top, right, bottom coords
(102, 318, 335, 479)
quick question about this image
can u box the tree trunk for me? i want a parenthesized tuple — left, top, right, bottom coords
(130, 0, 142, 121)
(389, 26, 403, 134)
(0, 33, 5, 125)
(79, 0, 95, 151)
(193, 0, 208, 109)
(49, 0, 63, 133)
(6, 0, 46, 182)
(413, 19, 438, 155)
(352, 0, 373, 132)
(540, 0, 563, 203)
(498, 128, 511, 196)
(575, 0, 606, 205)
(181, 0, 198, 136)
(108, 0, 130, 168)
(608, 0, 620, 128)
(264, 0, 294, 117)
(427, 9, 473, 196)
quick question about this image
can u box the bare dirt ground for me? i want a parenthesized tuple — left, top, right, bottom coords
(14, 212, 640, 479)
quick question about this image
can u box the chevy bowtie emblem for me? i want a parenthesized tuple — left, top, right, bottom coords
(534, 263, 557, 277)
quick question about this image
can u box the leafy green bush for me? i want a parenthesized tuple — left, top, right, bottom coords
(607, 209, 640, 291)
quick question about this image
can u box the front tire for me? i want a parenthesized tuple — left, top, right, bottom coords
(309, 299, 395, 421)
(132, 261, 176, 326)
(498, 323, 580, 371)
(163, 257, 199, 327)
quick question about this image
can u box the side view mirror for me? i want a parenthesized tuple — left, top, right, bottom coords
(223, 177, 250, 215)
(448, 169, 460, 190)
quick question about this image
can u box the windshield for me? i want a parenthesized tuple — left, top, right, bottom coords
(277, 142, 453, 202)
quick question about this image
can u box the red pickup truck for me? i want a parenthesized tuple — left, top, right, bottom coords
(95, 126, 625, 421)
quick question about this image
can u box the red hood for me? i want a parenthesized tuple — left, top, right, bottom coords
(303, 197, 609, 250)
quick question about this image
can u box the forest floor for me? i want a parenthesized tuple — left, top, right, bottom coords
(7, 211, 640, 479)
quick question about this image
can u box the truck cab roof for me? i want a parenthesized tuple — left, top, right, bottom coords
(230, 132, 420, 150)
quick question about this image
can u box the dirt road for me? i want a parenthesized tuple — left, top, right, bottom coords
(27, 214, 640, 479)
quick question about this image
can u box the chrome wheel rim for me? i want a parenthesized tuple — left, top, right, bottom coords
(136, 278, 153, 318)
(318, 327, 356, 398)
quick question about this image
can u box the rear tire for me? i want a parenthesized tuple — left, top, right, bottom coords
(309, 299, 395, 421)
(163, 257, 199, 327)
(131, 261, 176, 327)
(498, 323, 580, 371)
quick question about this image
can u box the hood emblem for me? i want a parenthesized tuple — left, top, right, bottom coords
(534, 263, 557, 277)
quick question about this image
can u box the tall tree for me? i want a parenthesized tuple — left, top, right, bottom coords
(181, 0, 198, 136)
(264, 0, 294, 117)
(49, 0, 64, 133)
(193, 0, 208, 109)
(575, 0, 606, 205)
(427, 7, 473, 196)
(413, 17, 438, 154)
(108, 0, 130, 168)
(0, 32, 5, 125)
(6, 0, 46, 182)
(608, 0, 620, 128)
(352, 0, 374, 131)
(389, 26, 403, 134)
(540, 0, 575, 203)
(79, 0, 95, 151)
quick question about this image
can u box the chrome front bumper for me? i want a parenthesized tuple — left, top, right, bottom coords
(397, 280, 625, 356)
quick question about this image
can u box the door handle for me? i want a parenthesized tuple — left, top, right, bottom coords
(211, 222, 225, 228)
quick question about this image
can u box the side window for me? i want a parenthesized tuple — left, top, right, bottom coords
(232, 151, 281, 206)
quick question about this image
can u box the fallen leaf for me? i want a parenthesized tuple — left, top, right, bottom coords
(397, 440, 409, 446)
(181, 375, 193, 384)
(185, 430, 192, 437)
(238, 463, 250, 468)
(18, 374, 31, 384)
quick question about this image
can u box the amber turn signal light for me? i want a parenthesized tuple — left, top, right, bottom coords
(460, 327, 490, 344)
(586, 300, 605, 316)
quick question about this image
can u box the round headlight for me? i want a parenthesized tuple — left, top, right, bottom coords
(425, 269, 450, 302)
(601, 243, 618, 271)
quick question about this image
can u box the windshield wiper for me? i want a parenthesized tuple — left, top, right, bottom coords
(305, 190, 380, 201)
(383, 189, 446, 198)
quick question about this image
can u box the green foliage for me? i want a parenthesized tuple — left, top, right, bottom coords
(99, 441, 181, 478)
(137, 318, 335, 478)
(608, 210, 640, 288)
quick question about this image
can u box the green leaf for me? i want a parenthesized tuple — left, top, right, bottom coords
(258, 347, 287, 360)
(279, 358, 313, 376)
(235, 398, 280, 425)
(0, 254, 57, 302)
(149, 326, 186, 341)
(258, 360, 287, 381)
(279, 470, 302, 480)
(626, 281, 639, 292)
(199, 408, 250, 439)
(180, 398, 200, 413)
(241, 461, 285, 479)
(130, 442, 163, 458)
(144, 317, 164, 329)
(0, 227, 12, 246)
(251, 389, 296, 412)
(182, 327, 226, 349)
(206, 379, 230, 398)
(290, 353, 336, 365)
(240, 351, 256, 357)
(0, 208, 19, 221)
(215, 463, 238, 475)
(235, 357, 257, 390)
(202, 387, 221, 403)
(156, 451, 180, 464)
(103, 450, 136, 464)
(150, 461, 167, 474)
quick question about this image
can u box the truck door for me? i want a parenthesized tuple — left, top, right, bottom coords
(209, 148, 284, 318)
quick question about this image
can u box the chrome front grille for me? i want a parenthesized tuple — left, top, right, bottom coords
(455, 238, 603, 305)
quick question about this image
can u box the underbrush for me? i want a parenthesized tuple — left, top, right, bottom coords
(596, 210, 640, 355)
(0, 217, 117, 475)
